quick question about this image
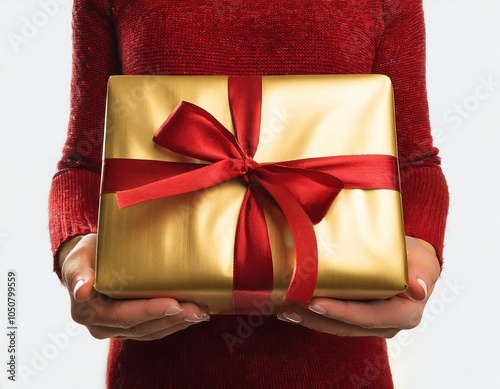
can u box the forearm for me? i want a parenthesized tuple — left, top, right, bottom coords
(49, 0, 119, 279)
(372, 0, 449, 260)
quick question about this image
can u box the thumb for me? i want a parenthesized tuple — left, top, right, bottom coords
(61, 234, 97, 302)
(405, 274, 428, 302)
(403, 237, 440, 302)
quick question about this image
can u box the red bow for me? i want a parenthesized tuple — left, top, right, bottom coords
(102, 76, 399, 310)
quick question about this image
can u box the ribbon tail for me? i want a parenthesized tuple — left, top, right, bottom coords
(101, 159, 204, 193)
(233, 187, 274, 313)
(253, 171, 318, 305)
(116, 159, 243, 208)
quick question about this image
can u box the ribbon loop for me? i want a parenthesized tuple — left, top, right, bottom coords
(154, 101, 243, 162)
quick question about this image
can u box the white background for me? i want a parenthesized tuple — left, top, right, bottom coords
(0, 1, 499, 388)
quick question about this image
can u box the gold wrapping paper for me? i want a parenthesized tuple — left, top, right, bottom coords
(95, 75, 408, 314)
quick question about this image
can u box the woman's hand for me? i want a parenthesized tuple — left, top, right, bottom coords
(58, 234, 209, 341)
(277, 236, 440, 338)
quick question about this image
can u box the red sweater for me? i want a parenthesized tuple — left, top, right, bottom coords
(49, 1, 449, 388)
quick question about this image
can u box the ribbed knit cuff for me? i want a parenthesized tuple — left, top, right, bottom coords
(48, 169, 101, 280)
(400, 165, 449, 266)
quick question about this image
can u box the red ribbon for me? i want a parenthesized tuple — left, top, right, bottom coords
(101, 76, 400, 310)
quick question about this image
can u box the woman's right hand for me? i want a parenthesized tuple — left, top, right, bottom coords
(58, 234, 209, 341)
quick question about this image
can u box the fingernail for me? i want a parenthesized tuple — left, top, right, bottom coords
(164, 306, 183, 316)
(184, 313, 210, 323)
(278, 312, 302, 323)
(417, 278, 428, 299)
(73, 279, 84, 298)
(308, 304, 327, 315)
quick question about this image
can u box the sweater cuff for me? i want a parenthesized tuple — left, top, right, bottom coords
(400, 165, 449, 266)
(48, 169, 101, 280)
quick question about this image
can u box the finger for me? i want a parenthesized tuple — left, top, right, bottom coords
(117, 309, 209, 340)
(305, 296, 423, 330)
(108, 302, 209, 336)
(61, 234, 98, 302)
(84, 306, 209, 340)
(404, 237, 441, 302)
(277, 306, 400, 338)
(73, 297, 205, 329)
(114, 321, 200, 341)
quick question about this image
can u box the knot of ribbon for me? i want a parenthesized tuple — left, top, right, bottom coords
(101, 76, 400, 311)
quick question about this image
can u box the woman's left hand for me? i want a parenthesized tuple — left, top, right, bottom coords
(277, 236, 441, 338)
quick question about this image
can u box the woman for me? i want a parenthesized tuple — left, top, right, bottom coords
(50, 1, 449, 387)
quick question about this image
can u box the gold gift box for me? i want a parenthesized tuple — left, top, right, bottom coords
(95, 75, 407, 314)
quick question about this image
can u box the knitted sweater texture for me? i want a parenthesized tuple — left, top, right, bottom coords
(49, 1, 449, 388)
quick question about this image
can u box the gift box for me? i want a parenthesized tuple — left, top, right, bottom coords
(95, 75, 407, 314)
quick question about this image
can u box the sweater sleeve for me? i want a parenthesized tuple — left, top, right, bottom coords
(372, 1, 449, 263)
(48, 0, 120, 279)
